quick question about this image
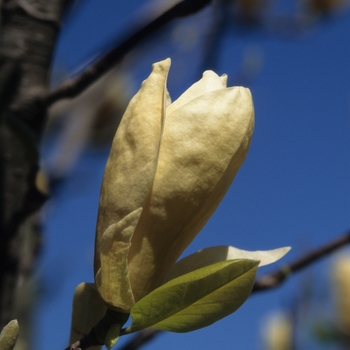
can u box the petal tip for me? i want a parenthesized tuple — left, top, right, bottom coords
(152, 58, 171, 72)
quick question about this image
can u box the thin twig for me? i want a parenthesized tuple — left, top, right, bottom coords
(199, 0, 227, 73)
(252, 230, 350, 291)
(39, 0, 212, 108)
(119, 230, 350, 350)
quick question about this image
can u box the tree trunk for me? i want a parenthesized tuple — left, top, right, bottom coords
(0, 0, 70, 328)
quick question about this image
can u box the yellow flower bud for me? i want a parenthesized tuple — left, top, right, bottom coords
(94, 58, 254, 312)
(0, 320, 19, 350)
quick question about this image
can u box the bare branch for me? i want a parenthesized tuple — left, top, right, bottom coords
(40, 0, 212, 108)
(252, 230, 350, 291)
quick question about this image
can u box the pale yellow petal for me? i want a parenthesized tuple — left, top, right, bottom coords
(95, 208, 142, 311)
(220, 74, 228, 87)
(128, 86, 254, 301)
(225, 246, 290, 266)
(0, 320, 19, 350)
(165, 89, 172, 108)
(94, 59, 170, 273)
(69, 283, 107, 350)
(163, 246, 291, 282)
(166, 70, 227, 115)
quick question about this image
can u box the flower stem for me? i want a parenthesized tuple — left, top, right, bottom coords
(65, 309, 129, 350)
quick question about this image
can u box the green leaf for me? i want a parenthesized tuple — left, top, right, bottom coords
(105, 323, 121, 350)
(128, 259, 258, 333)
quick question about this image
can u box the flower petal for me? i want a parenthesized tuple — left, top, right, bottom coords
(163, 246, 291, 282)
(69, 283, 107, 350)
(166, 71, 227, 116)
(94, 59, 171, 274)
(0, 320, 19, 350)
(95, 208, 142, 311)
(128, 86, 254, 301)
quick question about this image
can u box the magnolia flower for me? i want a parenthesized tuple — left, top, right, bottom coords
(94, 58, 254, 313)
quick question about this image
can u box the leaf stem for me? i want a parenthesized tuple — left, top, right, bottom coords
(65, 309, 129, 350)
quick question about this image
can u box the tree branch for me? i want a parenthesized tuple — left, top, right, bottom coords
(252, 230, 350, 291)
(39, 0, 212, 108)
(0, 0, 73, 328)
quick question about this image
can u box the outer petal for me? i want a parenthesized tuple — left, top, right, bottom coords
(128, 86, 254, 301)
(166, 71, 227, 116)
(95, 208, 143, 310)
(163, 246, 291, 283)
(94, 59, 170, 274)
(69, 283, 107, 350)
(0, 320, 19, 350)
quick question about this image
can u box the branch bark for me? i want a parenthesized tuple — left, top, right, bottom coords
(0, 0, 72, 328)
(253, 230, 350, 291)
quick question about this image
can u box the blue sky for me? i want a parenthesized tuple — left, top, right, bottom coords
(34, 1, 350, 349)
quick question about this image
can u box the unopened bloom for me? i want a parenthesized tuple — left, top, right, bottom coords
(94, 58, 254, 312)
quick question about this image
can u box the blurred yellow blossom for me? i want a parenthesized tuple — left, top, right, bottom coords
(262, 311, 292, 350)
(332, 254, 350, 336)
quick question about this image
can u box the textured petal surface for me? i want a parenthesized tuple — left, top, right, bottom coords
(95, 208, 142, 310)
(94, 59, 170, 274)
(166, 71, 227, 116)
(128, 86, 254, 301)
(0, 320, 19, 350)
